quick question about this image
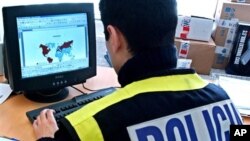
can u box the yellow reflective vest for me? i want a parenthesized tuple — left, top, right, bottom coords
(65, 73, 242, 141)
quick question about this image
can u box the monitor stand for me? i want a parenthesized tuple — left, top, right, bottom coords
(24, 87, 69, 103)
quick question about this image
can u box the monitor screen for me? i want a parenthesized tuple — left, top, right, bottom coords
(17, 13, 89, 79)
(2, 3, 96, 102)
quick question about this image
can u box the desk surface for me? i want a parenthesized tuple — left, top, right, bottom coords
(0, 66, 249, 140)
(0, 66, 119, 141)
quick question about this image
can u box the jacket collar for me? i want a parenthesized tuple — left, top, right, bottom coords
(118, 45, 195, 87)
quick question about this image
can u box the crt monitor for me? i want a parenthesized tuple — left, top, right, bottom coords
(2, 3, 96, 102)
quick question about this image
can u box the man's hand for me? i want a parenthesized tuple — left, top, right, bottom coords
(33, 109, 59, 140)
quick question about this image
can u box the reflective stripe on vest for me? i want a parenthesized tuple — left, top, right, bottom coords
(66, 73, 208, 141)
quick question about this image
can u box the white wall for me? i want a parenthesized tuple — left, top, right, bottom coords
(0, 0, 100, 43)
(177, 0, 218, 19)
(0, 0, 218, 43)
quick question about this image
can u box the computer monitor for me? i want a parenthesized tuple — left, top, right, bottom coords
(2, 3, 96, 102)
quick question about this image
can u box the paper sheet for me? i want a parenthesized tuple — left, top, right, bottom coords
(0, 136, 19, 141)
(219, 76, 250, 115)
(0, 83, 12, 104)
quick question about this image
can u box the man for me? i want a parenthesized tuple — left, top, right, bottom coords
(33, 0, 243, 140)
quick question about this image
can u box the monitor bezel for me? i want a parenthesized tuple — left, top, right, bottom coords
(2, 3, 96, 92)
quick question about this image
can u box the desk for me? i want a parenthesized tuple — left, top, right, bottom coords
(0, 66, 119, 141)
(0, 66, 249, 140)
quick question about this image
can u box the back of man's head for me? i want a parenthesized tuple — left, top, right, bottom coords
(99, 0, 178, 54)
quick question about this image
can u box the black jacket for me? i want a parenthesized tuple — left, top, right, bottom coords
(38, 46, 242, 141)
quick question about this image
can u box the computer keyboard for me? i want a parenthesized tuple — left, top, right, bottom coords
(26, 87, 116, 124)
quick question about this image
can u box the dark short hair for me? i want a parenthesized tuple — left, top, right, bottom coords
(99, 0, 177, 54)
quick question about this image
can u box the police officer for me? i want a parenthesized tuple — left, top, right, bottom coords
(33, 0, 243, 140)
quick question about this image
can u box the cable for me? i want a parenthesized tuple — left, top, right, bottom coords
(70, 86, 87, 95)
(82, 83, 98, 91)
(82, 83, 121, 92)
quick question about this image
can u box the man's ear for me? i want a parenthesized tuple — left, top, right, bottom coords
(106, 25, 121, 53)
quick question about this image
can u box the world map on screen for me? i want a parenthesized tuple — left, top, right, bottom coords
(39, 40, 75, 63)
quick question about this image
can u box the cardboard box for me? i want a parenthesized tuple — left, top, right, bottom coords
(231, 0, 250, 3)
(213, 2, 250, 68)
(213, 49, 230, 69)
(215, 2, 250, 24)
(175, 38, 216, 75)
(226, 23, 250, 76)
(175, 16, 214, 42)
